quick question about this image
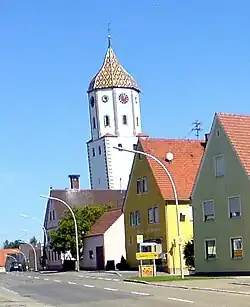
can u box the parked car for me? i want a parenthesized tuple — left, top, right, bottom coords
(9, 262, 23, 272)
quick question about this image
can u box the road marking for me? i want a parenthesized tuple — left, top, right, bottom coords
(79, 275, 84, 278)
(68, 281, 76, 285)
(130, 291, 150, 296)
(44, 278, 49, 281)
(84, 284, 95, 288)
(113, 278, 119, 281)
(34, 277, 39, 279)
(28, 276, 31, 278)
(105, 278, 112, 280)
(54, 280, 61, 283)
(98, 277, 103, 280)
(168, 297, 194, 303)
(104, 287, 118, 292)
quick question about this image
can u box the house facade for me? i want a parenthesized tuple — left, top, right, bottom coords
(44, 174, 125, 270)
(82, 209, 125, 270)
(192, 113, 250, 274)
(124, 138, 204, 274)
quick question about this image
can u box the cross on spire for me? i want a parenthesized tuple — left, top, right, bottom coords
(108, 22, 111, 48)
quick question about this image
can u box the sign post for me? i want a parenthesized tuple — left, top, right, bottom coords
(136, 235, 143, 277)
(136, 251, 159, 278)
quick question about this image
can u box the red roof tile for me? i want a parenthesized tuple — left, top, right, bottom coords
(140, 138, 205, 201)
(217, 112, 250, 176)
(85, 209, 122, 237)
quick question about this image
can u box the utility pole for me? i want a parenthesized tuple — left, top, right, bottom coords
(192, 120, 202, 139)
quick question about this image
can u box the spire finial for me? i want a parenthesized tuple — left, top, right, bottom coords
(108, 22, 111, 48)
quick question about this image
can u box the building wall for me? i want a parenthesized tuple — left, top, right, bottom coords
(124, 152, 167, 269)
(104, 214, 126, 266)
(192, 116, 250, 273)
(82, 235, 104, 269)
(88, 136, 138, 190)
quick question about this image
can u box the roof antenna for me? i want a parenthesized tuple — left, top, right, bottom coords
(191, 120, 202, 139)
(108, 22, 111, 48)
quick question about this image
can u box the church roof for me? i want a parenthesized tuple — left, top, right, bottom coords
(88, 45, 140, 93)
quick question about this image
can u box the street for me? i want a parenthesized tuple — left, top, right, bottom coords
(1, 272, 250, 306)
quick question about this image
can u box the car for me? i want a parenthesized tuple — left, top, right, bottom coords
(9, 262, 23, 272)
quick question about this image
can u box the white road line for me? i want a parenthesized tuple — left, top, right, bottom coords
(168, 297, 194, 303)
(28, 276, 31, 278)
(79, 275, 84, 278)
(130, 291, 150, 296)
(104, 288, 118, 292)
(68, 281, 76, 285)
(44, 278, 49, 281)
(98, 277, 103, 280)
(113, 278, 119, 281)
(105, 278, 112, 281)
(54, 280, 61, 283)
(84, 284, 95, 288)
(34, 277, 39, 279)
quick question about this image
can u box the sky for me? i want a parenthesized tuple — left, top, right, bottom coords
(1, 0, 250, 244)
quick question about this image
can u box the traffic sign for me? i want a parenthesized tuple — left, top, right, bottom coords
(136, 252, 159, 260)
(136, 234, 143, 244)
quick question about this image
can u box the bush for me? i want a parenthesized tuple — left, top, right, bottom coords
(116, 256, 130, 271)
(183, 239, 194, 269)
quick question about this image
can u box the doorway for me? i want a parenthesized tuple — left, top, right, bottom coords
(96, 246, 104, 270)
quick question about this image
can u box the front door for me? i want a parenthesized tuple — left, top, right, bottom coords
(96, 246, 104, 270)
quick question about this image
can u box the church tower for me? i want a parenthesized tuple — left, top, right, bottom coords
(87, 36, 143, 190)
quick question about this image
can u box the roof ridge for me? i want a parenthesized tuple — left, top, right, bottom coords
(141, 138, 204, 142)
(217, 112, 250, 118)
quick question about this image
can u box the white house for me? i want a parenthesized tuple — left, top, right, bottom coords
(82, 209, 125, 270)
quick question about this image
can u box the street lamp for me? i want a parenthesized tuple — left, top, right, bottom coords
(40, 195, 80, 272)
(20, 230, 38, 272)
(113, 146, 184, 279)
(20, 214, 48, 248)
(11, 249, 27, 263)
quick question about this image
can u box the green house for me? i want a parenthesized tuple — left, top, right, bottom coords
(191, 112, 250, 274)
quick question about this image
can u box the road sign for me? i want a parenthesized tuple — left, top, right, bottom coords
(136, 252, 159, 260)
(136, 234, 143, 244)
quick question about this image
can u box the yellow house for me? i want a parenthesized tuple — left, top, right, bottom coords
(123, 137, 204, 273)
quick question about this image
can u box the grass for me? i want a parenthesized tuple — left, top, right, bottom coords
(129, 275, 217, 282)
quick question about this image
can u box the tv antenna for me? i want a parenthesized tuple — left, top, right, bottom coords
(192, 120, 202, 139)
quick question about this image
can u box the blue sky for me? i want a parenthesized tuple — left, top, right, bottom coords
(1, 0, 250, 244)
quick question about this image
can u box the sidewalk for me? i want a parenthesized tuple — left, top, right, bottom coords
(125, 277, 250, 296)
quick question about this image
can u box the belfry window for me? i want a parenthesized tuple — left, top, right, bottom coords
(104, 115, 110, 127)
(122, 115, 128, 125)
(136, 117, 139, 126)
(93, 117, 96, 129)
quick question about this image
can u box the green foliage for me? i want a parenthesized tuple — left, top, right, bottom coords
(50, 204, 112, 257)
(3, 239, 23, 249)
(183, 239, 194, 269)
(29, 236, 38, 245)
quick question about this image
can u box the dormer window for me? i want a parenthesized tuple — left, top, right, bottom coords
(122, 115, 128, 125)
(104, 115, 110, 127)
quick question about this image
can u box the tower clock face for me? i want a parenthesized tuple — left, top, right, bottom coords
(102, 95, 109, 103)
(119, 93, 129, 104)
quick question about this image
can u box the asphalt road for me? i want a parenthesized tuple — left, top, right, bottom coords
(1, 271, 250, 306)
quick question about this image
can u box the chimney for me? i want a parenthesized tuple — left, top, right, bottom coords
(68, 174, 80, 189)
(202, 133, 210, 148)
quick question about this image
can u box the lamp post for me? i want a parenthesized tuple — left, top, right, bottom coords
(40, 195, 80, 272)
(11, 249, 27, 263)
(20, 231, 38, 272)
(113, 146, 184, 279)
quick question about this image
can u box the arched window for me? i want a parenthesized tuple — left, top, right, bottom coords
(122, 115, 128, 125)
(104, 115, 110, 127)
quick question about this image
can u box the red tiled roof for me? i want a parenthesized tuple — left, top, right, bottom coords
(217, 112, 250, 176)
(85, 209, 122, 237)
(140, 138, 205, 201)
(0, 249, 20, 267)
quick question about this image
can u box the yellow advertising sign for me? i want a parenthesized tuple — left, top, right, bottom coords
(136, 252, 159, 260)
(140, 265, 154, 277)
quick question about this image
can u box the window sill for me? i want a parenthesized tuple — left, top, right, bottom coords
(206, 257, 217, 261)
(231, 257, 243, 260)
(229, 216, 241, 219)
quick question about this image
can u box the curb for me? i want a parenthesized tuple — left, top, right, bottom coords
(123, 279, 250, 296)
(106, 271, 123, 277)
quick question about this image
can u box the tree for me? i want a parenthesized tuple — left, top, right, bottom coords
(50, 204, 112, 257)
(29, 236, 38, 245)
(183, 239, 194, 269)
(3, 239, 23, 249)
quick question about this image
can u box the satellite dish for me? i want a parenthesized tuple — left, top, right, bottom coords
(166, 152, 174, 162)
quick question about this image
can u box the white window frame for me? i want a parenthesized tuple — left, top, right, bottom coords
(204, 238, 217, 260)
(136, 179, 142, 194)
(228, 195, 241, 219)
(230, 236, 243, 260)
(148, 208, 154, 224)
(142, 177, 148, 193)
(153, 206, 159, 223)
(135, 211, 140, 226)
(202, 200, 215, 221)
(129, 212, 135, 227)
(214, 154, 225, 177)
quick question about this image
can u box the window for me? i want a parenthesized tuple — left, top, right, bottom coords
(153, 207, 159, 223)
(118, 143, 122, 148)
(93, 117, 96, 129)
(214, 155, 225, 177)
(136, 179, 142, 194)
(129, 236, 133, 245)
(98, 146, 101, 155)
(92, 148, 95, 157)
(203, 200, 215, 221)
(133, 144, 137, 150)
(180, 213, 186, 222)
(228, 196, 241, 218)
(90, 97, 95, 108)
(49, 211, 52, 220)
(136, 116, 139, 126)
(135, 211, 140, 226)
(231, 237, 243, 259)
(148, 208, 154, 224)
(52, 210, 55, 220)
(89, 250, 94, 259)
(142, 177, 148, 192)
(216, 129, 220, 137)
(205, 239, 216, 259)
(129, 212, 135, 227)
(104, 115, 110, 127)
(122, 115, 128, 125)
